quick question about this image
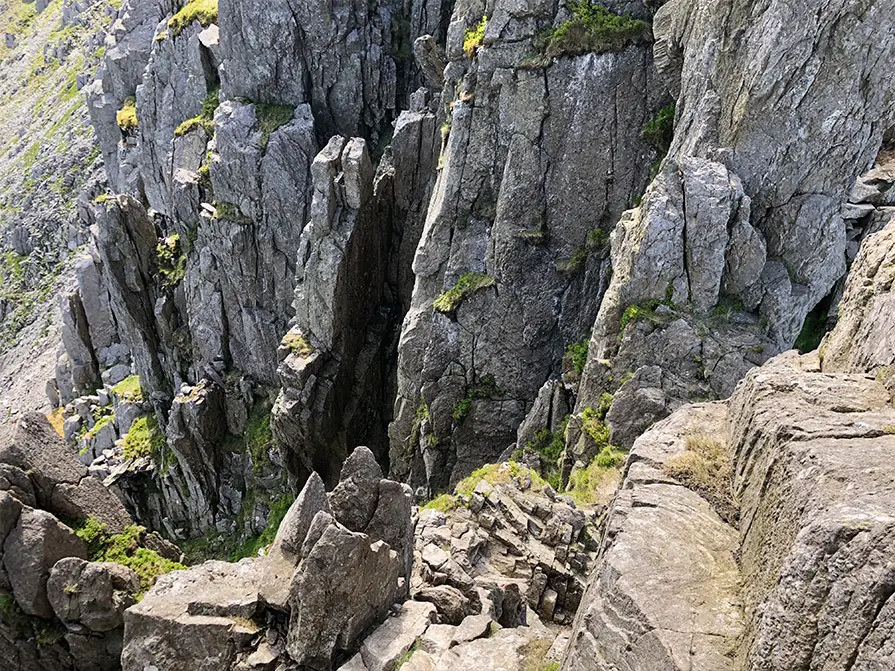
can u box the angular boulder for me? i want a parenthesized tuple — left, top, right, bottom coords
(3, 507, 88, 618)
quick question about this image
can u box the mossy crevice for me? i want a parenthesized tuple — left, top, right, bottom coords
(463, 16, 487, 58)
(156, 233, 186, 287)
(452, 374, 502, 424)
(116, 96, 137, 130)
(168, 0, 218, 38)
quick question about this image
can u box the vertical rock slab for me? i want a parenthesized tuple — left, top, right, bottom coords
(287, 522, 400, 668)
(389, 0, 661, 492)
(728, 352, 895, 670)
(820, 217, 895, 375)
(563, 403, 743, 670)
(272, 137, 391, 483)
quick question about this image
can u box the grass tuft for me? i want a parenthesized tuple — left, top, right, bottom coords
(174, 87, 219, 137)
(282, 331, 315, 358)
(112, 375, 144, 403)
(156, 234, 186, 287)
(564, 339, 589, 374)
(116, 97, 137, 130)
(540, 1, 651, 60)
(75, 520, 185, 597)
(434, 272, 495, 313)
(464, 16, 487, 58)
(123, 415, 166, 461)
(255, 103, 294, 148)
(168, 0, 218, 37)
(663, 432, 738, 523)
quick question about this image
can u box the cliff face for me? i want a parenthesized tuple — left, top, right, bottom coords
(564, 217, 895, 668)
(2, 0, 895, 667)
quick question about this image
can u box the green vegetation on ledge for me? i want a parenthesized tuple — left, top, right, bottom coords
(282, 331, 315, 357)
(174, 86, 220, 137)
(541, 1, 651, 60)
(422, 462, 550, 515)
(123, 415, 166, 461)
(116, 96, 137, 130)
(255, 102, 294, 148)
(156, 234, 186, 287)
(75, 519, 185, 597)
(464, 15, 487, 58)
(642, 103, 675, 158)
(111, 375, 144, 403)
(244, 401, 274, 474)
(434, 272, 495, 313)
(168, 0, 219, 38)
(564, 338, 589, 374)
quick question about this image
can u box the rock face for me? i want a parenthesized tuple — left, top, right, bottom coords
(565, 207, 895, 669)
(0, 414, 141, 671)
(564, 403, 743, 670)
(388, 0, 664, 493)
(573, 0, 895, 449)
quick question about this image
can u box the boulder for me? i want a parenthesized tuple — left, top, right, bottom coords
(329, 446, 383, 532)
(287, 520, 400, 668)
(358, 601, 436, 671)
(261, 471, 331, 608)
(414, 586, 474, 626)
(121, 560, 264, 671)
(3, 507, 88, 618)
(47, 557, 139, 631)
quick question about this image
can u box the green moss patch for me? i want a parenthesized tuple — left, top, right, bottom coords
(421, 493, 459, 513)
(642, 103, 675, 157)
(282, 331, 315, 357)
(434, 272, 495, 313)
(156, 234, 186, 287)
(116, 96, 137, 130)
(566, 449, 622, 506)
(168, 0, 218, 37)
(541, 1, 651, 60)
(174, 87, 219, 137)
(564, 339, 589, 374)
(464, 15, 487, 58)
(452, 374, 502, 424)
(112, 375, 144, 403)
(123, 415, 166, 461)
(244, 402, 273, 474)
(455, 462, 547, 499)
(75, 520, 185, 597)
(255, 103, 294, 148)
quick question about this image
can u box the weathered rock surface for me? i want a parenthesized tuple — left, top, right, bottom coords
(389, 0, 663, 493)
(47, 558, 139, 632)
(565, 349, 895, 669)
(3, 507, 88, 619)
(564, 403, 743, 670)
(0, 413, 131, 533)
(575, 0, 895, 446)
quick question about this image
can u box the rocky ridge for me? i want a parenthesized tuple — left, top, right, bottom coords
(564, 216, 895, 670)
(1, 0, 894, 668)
